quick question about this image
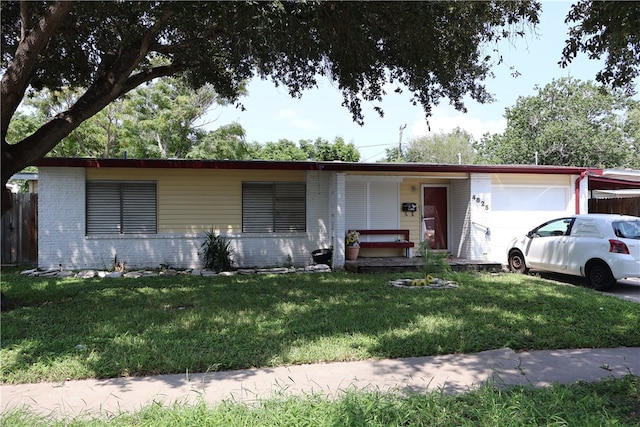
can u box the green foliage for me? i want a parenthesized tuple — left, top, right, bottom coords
(187, 123, 252, 160)
(417, 241, 452, 278)
(475, 77, 639, 168)
(561, 1, 640, 93)
(200, 230, 233, 272)
(388, 127, 477, 164)
(248, 137, 361, 162)
(2, 0, 543, 188)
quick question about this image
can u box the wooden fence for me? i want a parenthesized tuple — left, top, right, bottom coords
(588, 197, 640, 217)
(1, 193, 38, 265)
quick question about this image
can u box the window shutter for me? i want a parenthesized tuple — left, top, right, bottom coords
(243, 183, 274, 232)
(86, 182, 121, 234)
(121, 182, 157, 234)
(242, 182, 306, 233)
(275, 183, 305, 232)
(86, 181, 157, 235)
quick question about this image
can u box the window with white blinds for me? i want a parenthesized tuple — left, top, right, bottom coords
(86, 181, 157, 234)
(242, 182, 306, 232)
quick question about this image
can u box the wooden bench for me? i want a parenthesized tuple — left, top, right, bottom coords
(357, 229, 415, 257)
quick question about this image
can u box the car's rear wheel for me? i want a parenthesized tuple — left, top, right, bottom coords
(508, 250, 529, 274)
(586, 261, 616, 291)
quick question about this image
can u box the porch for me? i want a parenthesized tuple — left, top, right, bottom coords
(344, 257, 503, 274)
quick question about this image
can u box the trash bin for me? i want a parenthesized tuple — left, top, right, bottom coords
(311, 248, 332, 264)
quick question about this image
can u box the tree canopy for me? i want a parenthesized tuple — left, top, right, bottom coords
(561, 1, 640, 94)
(1, 0, 542, 213)
(3, 1, 640, 214)
(384, 127, 477, 164)
(474, 77, 639, 168)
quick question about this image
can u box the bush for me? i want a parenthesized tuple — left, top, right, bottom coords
(417, 240, 451, 277)
(201, 230, 233, 272)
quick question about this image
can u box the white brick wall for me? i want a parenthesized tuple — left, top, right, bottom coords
(467, 174, 492, 260)
(38, 167, 334, 270)
(450, 179, 471, 258)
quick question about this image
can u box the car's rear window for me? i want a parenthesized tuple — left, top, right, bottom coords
(612, 220, 640, 239)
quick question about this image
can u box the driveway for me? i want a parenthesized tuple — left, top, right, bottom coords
(531, 271, 640, 303)
(606, 278, 640, 303)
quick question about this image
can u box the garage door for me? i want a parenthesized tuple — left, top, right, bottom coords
(489, 186, 572, 262)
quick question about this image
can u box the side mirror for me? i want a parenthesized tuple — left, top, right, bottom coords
(526, 230, 535, 238)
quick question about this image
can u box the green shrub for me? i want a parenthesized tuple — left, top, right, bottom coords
(417, 240, 451, 277)
(201, 230, 233, 272)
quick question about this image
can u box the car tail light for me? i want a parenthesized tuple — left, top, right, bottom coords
(609, 239, 630, 254)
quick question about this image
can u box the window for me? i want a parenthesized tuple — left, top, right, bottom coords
(242, 182, 306, 232)
(86, 181, 157, 234)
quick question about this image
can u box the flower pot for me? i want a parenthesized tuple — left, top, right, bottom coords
(345, 246, 360, 260)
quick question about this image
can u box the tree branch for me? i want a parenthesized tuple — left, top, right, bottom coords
(1, 1, 74, 142)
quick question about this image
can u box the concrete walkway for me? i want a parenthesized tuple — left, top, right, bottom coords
(2, 347, 639, 420)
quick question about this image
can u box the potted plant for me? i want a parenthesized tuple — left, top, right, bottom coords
(345, 230, 360, 260)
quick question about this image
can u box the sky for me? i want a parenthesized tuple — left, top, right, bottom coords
(204, 1, 612, 163)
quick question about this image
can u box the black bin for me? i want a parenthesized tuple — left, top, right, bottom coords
(311, 248, 332, 264)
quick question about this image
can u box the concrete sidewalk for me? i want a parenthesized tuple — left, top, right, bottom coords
(2, 347, 639, 419)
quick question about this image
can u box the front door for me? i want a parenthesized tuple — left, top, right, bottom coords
(423, 186, 448, 250)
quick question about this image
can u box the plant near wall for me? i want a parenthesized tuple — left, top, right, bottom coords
(200, 230, 233, 273)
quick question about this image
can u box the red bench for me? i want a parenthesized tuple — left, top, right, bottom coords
(358, 229, 414, 257)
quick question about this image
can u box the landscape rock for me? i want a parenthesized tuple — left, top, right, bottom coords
(18, 264, 333, 281)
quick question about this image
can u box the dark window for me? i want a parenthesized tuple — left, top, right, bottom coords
(242, 182, 306, 232)
(86, 181, 157, 234)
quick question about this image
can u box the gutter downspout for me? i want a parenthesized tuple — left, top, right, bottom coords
(575, 171, 587, 214)
(575, 170, 605, 214)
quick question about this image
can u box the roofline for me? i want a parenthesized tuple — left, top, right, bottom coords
(35, 157, 599, 175)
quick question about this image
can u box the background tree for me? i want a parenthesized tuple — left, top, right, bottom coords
(186, 123, 253, 160)
(474, 77, 638, 168)
(300, 137, 361, 162)
(1, 0, 544, 214)
(386, 127, 477, 164)
(248, 137, 361, 162)
(119, 78, 221, 158)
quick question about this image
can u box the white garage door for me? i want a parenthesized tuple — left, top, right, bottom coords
(489, 186, 572, 263)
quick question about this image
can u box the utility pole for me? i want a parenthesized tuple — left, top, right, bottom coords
(398, 123, 407, 162)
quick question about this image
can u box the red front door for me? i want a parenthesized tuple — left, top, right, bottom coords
(423, 187, 448, 250)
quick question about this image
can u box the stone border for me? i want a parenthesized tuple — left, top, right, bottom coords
(388, 278, 459, 290)
(19, 264, 332, 279)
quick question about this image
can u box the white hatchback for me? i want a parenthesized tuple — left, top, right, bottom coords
(507, 214, 640, 290)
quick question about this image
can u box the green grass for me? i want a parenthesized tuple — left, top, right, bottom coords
(2, 269, 640, 384)
(3, 376, 639, 426)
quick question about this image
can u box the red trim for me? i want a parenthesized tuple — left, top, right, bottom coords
(588, 175, 640, 190)
(36, 157, 597, 175)
(35, 158, 320, 170)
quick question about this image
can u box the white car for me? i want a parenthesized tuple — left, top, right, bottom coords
(507, 214, 640, 290)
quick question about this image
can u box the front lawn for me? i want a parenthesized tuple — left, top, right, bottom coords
(2, 270, 639, 384)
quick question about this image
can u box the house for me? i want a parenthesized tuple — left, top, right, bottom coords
(35, 158, 634, 271)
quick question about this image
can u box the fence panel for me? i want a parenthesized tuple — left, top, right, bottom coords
(1, 193, 38, 265)
(588, 197, 640, 217)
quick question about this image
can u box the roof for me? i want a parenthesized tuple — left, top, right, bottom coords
(35, 157, 598, 175)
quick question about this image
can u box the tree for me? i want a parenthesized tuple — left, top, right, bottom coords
(475, 77, 638, 168)
(247, 137, 361, 162)
(386, 127, 477, 164)
(300, 137, 361, 162)
(186, 123, 253, 160)
(561, 1, 640, 94)
(1, 0, 544, 214)
(119, 78, 222, 158)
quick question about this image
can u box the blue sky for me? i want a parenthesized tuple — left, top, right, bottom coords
(206, 1, 609, 162)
